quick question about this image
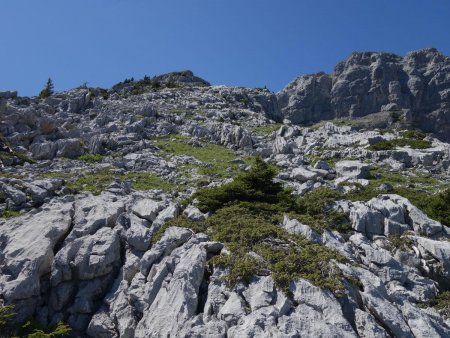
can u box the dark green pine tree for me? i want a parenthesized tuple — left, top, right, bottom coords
(39, 78, 54, 98)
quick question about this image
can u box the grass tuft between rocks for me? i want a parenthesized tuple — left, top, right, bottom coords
(77, 154, 104, 162)
(43, 168, 173, 195)
(153, 134, 248, 180)
(252, 123, 284, 135)
(0, 209, 21, 219)
(368, 130, 431, 150)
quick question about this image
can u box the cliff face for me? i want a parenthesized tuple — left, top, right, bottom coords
(277, 48, 450, 141)
(0, 51, 450, 337)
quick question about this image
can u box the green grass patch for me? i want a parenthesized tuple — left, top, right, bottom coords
(369, 131, 432, 151)
(65, 168, 114, 195)
(154, 134, 247, 180)
(0, 210, 21, 219)
(77, 154, 104, 162)
(121, 172, 173, 191)
(45, 168, 173, 195)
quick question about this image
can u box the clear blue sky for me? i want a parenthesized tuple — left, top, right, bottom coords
(1, 0, 449, 96)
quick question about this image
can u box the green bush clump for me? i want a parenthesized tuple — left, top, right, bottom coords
(369, 129, 431, 151)
(77, 154, 103, 162)
(369, 138, 431, 151)
(294, 187, 351, 233)
(162, 203, 346, 292)
(0, 151, 36, 166)
(88, 87, 109, 100)
(47, 168, 173, 195)
(158, 158, 349, 292)
(389, 111, 401, 122)
(195, 157, 288, 212)
(0, 304, 71, 337)
(389, 234, 414, 251)
(403, 187, 450, 226)
(213, 252, 263, 286)
(194, 158, 349, 232)
(343, 166, 450, 226)
(254, 240, 345, 292)
(401, 130, 426, 140)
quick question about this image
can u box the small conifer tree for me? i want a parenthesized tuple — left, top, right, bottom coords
(39, 78, 54, 98)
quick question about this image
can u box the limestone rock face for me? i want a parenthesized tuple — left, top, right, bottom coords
(277, 72, 333, 124)
(0, 199, 74, 322)
(278, 48, 450, 141)
(335, 160, 371, 180)
(152, 70, 210, 87)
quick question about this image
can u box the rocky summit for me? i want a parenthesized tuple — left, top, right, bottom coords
(0, 50, 450, 337)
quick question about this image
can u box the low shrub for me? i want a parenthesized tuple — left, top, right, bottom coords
(369, 138, 431, 151)
(164, 158, 349, 292)
(294, 187, 351, 233)
(0, 304, 71, 337)
(404, 187, 450, 226)
(401, 130, 426, 140)
(420, 291, 450, 318)
(389, 111, 401, 122)
(389, 234, 414, 251)
(0, 209, 21, 219)
(77, 154, 103, 162)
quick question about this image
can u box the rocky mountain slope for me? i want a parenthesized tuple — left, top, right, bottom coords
(0, 50, 450, 337)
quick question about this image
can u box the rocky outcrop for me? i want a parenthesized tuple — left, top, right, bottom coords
(277, 72, 333, 124)
(278, 48, 450, 141)
(0, 198, 75, 322)
(152, 70, 211, 87)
